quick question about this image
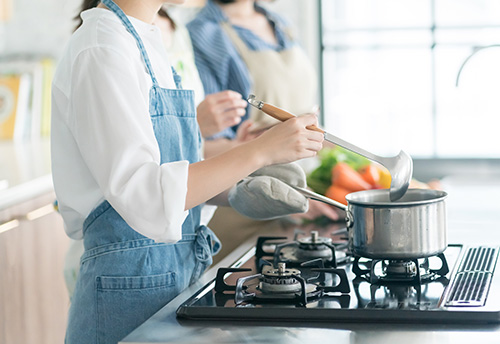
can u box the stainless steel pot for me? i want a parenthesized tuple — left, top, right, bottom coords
(294, 187, 448, 259)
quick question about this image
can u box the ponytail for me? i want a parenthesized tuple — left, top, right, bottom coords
(74, 0, 100, 31)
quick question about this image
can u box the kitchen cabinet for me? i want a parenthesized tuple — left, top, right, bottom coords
(0, 191, 70, 344)
(0, 140, 70, 344)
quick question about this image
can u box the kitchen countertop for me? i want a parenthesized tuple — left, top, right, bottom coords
(0, 139, 53, 210)
(3, 138, 499, 343)
(120, 175, 500, 344)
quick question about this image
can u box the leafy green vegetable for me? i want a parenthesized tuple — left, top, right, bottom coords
(307, 146, 370, 195)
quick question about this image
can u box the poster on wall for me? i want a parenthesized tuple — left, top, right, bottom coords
(0, 73, 30, 140)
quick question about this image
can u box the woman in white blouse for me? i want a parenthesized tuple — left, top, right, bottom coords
(61, 4, 254, 300)
(51, 0, 323, 342)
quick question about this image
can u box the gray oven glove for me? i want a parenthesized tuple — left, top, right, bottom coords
(228, 162, 309, 220)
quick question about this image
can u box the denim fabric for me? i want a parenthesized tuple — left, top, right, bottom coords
(65, 1, 220, 343)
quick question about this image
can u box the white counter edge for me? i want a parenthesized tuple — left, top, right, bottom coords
(0, 174, 54, 210)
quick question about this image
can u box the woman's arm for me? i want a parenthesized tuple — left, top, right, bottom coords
(185, 114, 324, 210)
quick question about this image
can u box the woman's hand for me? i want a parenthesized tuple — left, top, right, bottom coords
(196, 90, 248, 138)
(249, 114, 324, 166)
(234, 120, 261, 143)
(187, 115, 322, 210)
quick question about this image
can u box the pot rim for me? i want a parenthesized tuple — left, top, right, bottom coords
(346, 188, 448, 207)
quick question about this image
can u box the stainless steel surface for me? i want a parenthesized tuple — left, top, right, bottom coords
(345, 188, 447, 206)
(247, 94, 264, 109)
(347, 189, 448, 259)
(323, 132, 413, 202)
(120, 179, 500, 344)
(296, 186, 448, 259)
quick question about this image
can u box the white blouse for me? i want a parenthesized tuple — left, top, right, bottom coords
(51, 8, 190, 243)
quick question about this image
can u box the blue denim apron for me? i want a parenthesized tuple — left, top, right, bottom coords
(65, 1, 220, 343)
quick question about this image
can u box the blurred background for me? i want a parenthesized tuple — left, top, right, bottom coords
(1, 2, 500, 343)
(1, 0, 500, 176)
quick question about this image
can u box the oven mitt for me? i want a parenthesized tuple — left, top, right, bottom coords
(228, 162, 309, 220)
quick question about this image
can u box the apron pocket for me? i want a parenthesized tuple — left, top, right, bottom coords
(96, 273, 179, 344)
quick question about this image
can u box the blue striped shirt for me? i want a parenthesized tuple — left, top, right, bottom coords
(187, 0, 296, 139)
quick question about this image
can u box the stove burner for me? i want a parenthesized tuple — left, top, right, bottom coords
(177, 244, 500, 324)
(352, 253, 450, 285)
(297, 231, 334, 258)
(260, 263, 303, 294)
(255, 230, 350, 269)
(384, 260, 418, 278)
(214, 263, 351, 306)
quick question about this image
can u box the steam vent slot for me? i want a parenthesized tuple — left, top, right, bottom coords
(446, 247, 499, 307)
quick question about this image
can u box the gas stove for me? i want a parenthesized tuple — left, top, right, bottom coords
(177, 229, 500, 324)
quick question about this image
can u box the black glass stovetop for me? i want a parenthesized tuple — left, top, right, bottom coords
(177, 233, 500, 324)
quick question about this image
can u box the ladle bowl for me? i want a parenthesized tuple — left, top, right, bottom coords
(247, 94, 414, 201)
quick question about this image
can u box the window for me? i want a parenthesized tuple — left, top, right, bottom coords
(320, 0, 500, 158)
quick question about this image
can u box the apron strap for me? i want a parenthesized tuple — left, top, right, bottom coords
(220, 21, 251, 58)
(171, 67, 183, 90)
(101, 0, 159, 86)
(220, 21, 256, 97)
(220, 16, 291, 56)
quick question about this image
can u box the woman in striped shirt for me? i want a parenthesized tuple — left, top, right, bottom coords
(187, 0, 340, 260)
(187, 0, 317, 141)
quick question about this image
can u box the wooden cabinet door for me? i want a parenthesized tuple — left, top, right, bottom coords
(0, 192, 70, 344)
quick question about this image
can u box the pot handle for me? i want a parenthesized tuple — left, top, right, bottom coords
(292, 186, 348, 211)
(292, 186, 354, 228)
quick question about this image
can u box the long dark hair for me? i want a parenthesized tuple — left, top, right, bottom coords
(74, 1, 175, 31)
(74, 0, 100, 31)
(157, 7, 176, 30)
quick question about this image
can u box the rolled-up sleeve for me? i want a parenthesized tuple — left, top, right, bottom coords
(69, 46, 188, 243)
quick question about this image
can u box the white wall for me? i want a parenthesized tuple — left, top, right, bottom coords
(0, 0, 80, 58)
(265, 0, 321, 80)
(0, 0, 320, 65)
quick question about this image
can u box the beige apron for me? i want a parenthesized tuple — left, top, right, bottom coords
(209, 21, 318, 264)
(221, 21, 318, 130)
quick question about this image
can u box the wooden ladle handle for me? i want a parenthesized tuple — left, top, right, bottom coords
(260, 103, 325, 134)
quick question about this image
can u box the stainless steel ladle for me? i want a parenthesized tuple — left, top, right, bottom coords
(247, 94, 413, 201)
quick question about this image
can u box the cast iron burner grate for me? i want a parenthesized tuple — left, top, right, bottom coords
(214, 262, 350, 306)
(352, 253, 450, 285)
(255, 229, 350, 270)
